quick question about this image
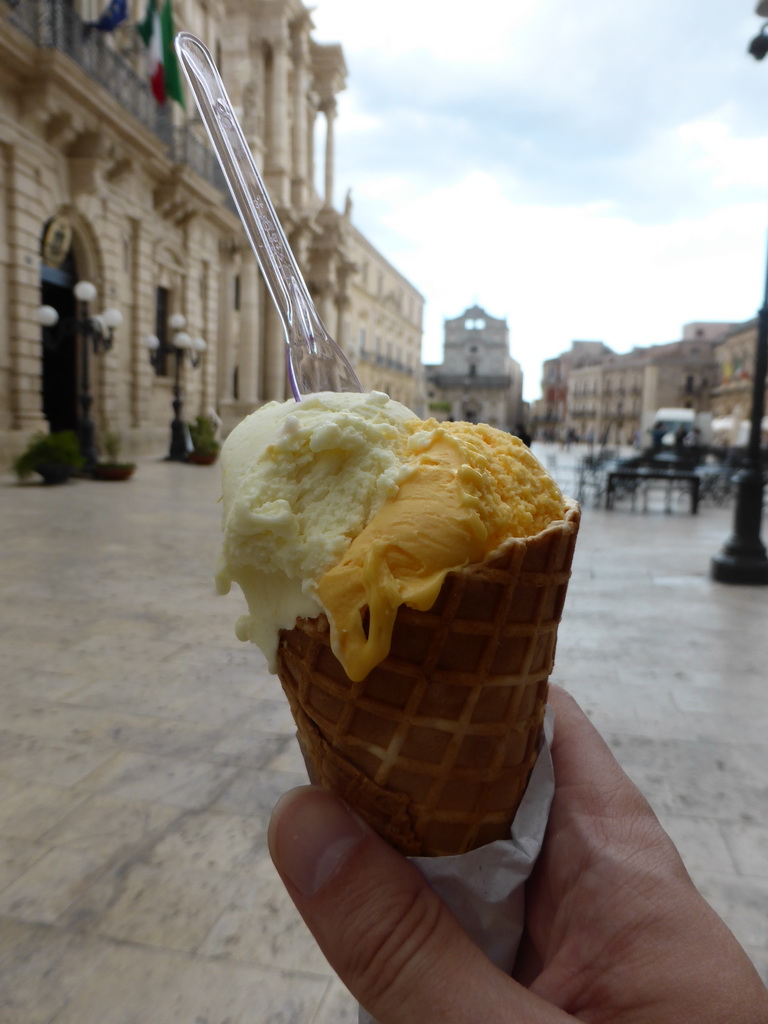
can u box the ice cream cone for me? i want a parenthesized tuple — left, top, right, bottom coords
(276, 499, 580, 857)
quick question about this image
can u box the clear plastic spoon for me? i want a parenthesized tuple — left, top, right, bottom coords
(175, 32, 362, 400)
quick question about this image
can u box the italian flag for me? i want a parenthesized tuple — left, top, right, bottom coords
(138, 0, 185, 107)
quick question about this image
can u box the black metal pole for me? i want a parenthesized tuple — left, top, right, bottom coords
(77, 302, 98, 473)
(711, 229, 768, 584)
(167, 347, 188, 461)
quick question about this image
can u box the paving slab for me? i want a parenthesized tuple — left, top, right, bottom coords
(0, 444, 766, 1023)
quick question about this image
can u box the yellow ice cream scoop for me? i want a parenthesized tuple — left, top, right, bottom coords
(317, 420, 565, 681)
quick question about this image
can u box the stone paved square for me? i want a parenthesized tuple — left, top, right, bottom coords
(0, 446, 766, 1022)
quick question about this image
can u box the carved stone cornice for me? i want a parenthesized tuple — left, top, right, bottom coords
(310, 41, 348, 101)
(154, 167, 206, 227)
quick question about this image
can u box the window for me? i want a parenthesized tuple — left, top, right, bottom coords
(233, 274, 241, 311)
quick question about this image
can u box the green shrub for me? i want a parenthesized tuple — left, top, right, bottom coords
(189, 414, 220, 454)
(13, 431, 84, 480)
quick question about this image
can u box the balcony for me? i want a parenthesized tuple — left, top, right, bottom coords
(7, 0, 230, 200)
(359, 350, 413, 375)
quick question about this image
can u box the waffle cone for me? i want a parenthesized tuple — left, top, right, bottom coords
(276, 498, 580, 856)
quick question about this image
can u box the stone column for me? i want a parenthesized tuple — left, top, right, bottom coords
(266, 33, 291, 207)
(199, 257, 212, 414)
(264, 295, 286, 401)
(334, 258, 354, 356)
(94, 209, 122, 438)
(0, 145, 10, 434)
(129, 216, 158, 434)
(306, 100, 317, 201)
(217, 243, 236, 406)
(321, 97, 337, 208)
(238, 249, 261, 404)
(6, 146, 49, 433)
(334, 293, 351, 355)
(291, 24, 311, 207)
(316, 281, 336, 338)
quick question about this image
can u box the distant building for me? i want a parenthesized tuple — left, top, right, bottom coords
(567, 325, 729, 446)
(535, 341, 613, 440)
(424, 305, 524, 430)
(710, 319, 764, 443)
(343, 223, 426, 415)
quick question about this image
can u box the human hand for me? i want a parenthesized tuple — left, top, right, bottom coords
(268, 686, 768, 1024)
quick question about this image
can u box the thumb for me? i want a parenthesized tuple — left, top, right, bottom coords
(268, 786, 570, 1024)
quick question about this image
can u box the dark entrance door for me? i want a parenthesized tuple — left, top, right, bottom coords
(41, 251, 78, 433)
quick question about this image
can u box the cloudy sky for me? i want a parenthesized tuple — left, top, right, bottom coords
(309, 0, 768, 400)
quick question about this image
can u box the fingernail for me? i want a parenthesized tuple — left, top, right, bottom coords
(269, 786, 366, 896)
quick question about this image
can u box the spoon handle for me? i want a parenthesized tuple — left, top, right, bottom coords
(175, 32, 362, 398)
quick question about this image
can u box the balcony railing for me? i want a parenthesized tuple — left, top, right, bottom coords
(172, 125, 229, 196)
(358, 350, 414, 375)
(8, 0, 230, 202)
(427, 373, 512, 389)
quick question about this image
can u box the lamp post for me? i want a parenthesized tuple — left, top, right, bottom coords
(710, 11, 768, 583)
(36, 280, 123, 472)
(710, 240, 768, 582)
(144, 314, 206, 461)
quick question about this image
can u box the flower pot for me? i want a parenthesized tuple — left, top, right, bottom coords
(188, 451, 218, 465)
(36, 463, 74, 485)
(93, 464, 136, 481)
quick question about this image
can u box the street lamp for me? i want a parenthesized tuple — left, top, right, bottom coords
(710, 238, 768, 583)
(748, 24, 768, 59)
(711, 9, 768, 583)
(144, 314, 206, 461)
(36, 280, 123, 472)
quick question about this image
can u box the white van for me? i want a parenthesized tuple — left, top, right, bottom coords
(643, 408, 712, 446)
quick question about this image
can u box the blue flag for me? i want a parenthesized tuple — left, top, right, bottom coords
(94, 0, 128, 31)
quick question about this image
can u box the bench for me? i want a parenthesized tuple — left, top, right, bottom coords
(606, 468, 700, 514)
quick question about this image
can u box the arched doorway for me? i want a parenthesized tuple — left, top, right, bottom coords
(40, 232, 78, 433)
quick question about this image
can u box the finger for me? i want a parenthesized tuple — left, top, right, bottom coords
(269, 785, 571, 1024)
(547, 685, 652, 816)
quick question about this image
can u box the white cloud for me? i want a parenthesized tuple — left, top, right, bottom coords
(376, 174, 766, 398)
(676, 118, 768, 190)
(311, 0, 768, 401)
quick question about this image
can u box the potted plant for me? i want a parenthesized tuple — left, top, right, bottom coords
(188, 414, 221, 465)
(93, 429, 136, 481)
(13, 430, 85, 485)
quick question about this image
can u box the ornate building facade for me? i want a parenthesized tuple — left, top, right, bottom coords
(532, 325, 731, 446)
(534, 340, 613, 441)
(341, 220, 425, 413)
(0, 0, 424, 460)
(423, 305, 523, 430)
(565, 325, 727, 446)
(709, 319, 766, 442)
